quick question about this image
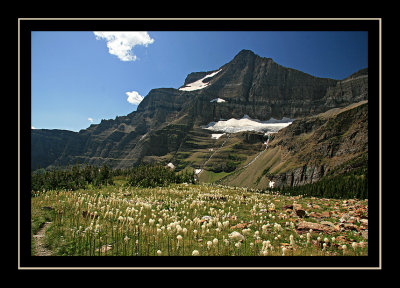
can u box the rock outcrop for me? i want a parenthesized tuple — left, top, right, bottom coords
(217, 100, 368, 189)
(270, 101, 368, 187)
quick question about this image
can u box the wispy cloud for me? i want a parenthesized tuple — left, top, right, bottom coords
(88, 117, 94, 123)
(94, 32, 154, 61)
(126, 91, 144, 105)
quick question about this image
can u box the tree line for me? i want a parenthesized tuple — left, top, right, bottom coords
(31, 163, 114, 193)
(275, 169, 368, 199)
(31, 163, 195, 193)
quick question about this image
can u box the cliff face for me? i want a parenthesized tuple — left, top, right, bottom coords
(324, 68, 368, 108)
(271, 101, 368, 187)
(219, 100, 368, 189)
(31, 49, 368, 171)
(194, 50, 337, 122)
(31, 129, 78, 170)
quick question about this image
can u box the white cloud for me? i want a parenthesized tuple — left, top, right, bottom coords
(94, 32, 154, 61)
(126, 91, 144, 105)
(31, 126, 36, 129)
(88, 117, 94, 123)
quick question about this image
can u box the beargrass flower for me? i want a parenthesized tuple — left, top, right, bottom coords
(229, 231, 245, 242)
(242, 228, 251, 236)
(289, 234, 294, 246)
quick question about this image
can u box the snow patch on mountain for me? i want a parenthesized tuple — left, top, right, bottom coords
(210, 98, 226, 103)
(211, 133, 225, 139)
(202, 115, 294, 133)
(179, 69, 222, 91)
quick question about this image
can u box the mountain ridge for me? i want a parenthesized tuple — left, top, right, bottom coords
(31, 49, 368, 190)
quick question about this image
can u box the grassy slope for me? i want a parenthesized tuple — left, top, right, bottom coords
(170, 127, 264, 173)
(216, 101, 368, 189)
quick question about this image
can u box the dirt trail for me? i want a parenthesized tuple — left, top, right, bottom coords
(33, 222, 53, 256)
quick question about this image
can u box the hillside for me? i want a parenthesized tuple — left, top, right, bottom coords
(216, 100, 368, 188)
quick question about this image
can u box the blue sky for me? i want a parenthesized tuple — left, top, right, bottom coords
(31, 31, 368, 132)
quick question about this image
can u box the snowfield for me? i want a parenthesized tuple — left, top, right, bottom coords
(202, 115, 294, 133)
(210, 98, 226, 103)
(179, 69, 222, 91)
(211, 133, 225, 139)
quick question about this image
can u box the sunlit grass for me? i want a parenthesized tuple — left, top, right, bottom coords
(31, 183, 368, 256)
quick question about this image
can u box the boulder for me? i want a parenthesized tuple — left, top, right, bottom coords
(320, 221, 339, 231)
(293, 204, 306, 218)
(321, 211, 331, 218)
(343, 223, 360, 231)
(295, 208, 307, 218)
(295, 221, 336, 234)
(308, 211, 322, 218)
(231, 223, 250, 230)
(359, 219, 368, 227)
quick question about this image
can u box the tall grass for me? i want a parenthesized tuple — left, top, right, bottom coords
(31, 183, 368, 256)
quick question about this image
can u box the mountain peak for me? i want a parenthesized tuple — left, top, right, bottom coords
(230, 49, 274, 65)
(234, 49, 257, 59)
(238, 49, 255, 55)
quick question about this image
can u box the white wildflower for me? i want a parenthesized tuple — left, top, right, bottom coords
(229, 231, 245, 242)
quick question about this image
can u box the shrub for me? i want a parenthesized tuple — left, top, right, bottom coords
(31, 163, 114, 193)
(127, 164, 195, 188)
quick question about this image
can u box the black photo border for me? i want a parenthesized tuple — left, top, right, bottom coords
(18, 17, 381, 270)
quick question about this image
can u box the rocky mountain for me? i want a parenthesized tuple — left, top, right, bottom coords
(31, 49, 368, 189)
(215, 100, 368, 188)
(31, 129, 78, 170)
